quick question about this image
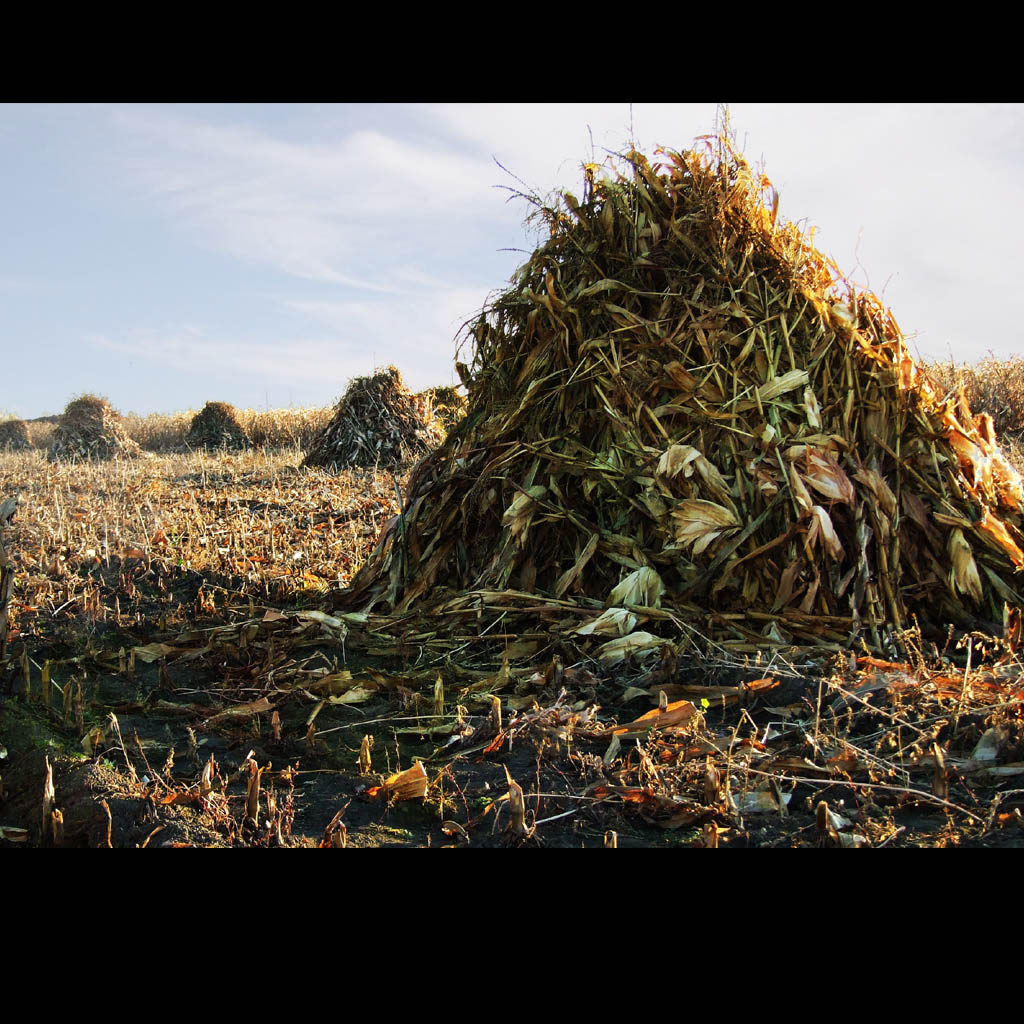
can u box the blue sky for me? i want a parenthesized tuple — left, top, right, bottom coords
(2, 102, 1022, 419)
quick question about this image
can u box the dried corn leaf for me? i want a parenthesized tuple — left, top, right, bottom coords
(671, 500, 740, 555)
(574, 606, 638, 637)
(607, 566, 664, 608)
(801, 450, 855, 505)
(502, 486, 548, 543)
(596, 631, 664, 664)
(807, 505, 844, 561)
(976, 509, 1024, 569)
(803, 387, 822, 430)
(613, 698, 699, 738)
(203, 697, 275, 728)
(132, 643, 178, 663)
(948, 528, 984, 605)
(656, 444, 702, 479)
(853, 465, 897, 519)
(371, 761, 428, 802)
(757, 369, 809, 403)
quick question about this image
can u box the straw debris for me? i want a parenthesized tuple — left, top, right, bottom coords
(186, 401, 252, 451)
(303, 366, 443, 471)
(337, 131, 1024, 652)
(49, 395, 141, 461)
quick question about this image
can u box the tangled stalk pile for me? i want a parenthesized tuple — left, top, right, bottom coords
(48, 395, 141, 461)
(304, 366, 444, 472)
(0, 419, 31, 451)
(338, 136, 1024, 653)
(187, 401, 252, 451)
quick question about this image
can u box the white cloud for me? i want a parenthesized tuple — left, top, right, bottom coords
(285, 282, 488, 380)
(108, 107, 508, 290)
(86, 273, 484, 402)
(89, 328, 359, 388)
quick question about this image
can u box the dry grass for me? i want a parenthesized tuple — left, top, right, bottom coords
(22, 406, 334, 454)
(926, 357, 1024, 440)
(124, 406, 333, 452)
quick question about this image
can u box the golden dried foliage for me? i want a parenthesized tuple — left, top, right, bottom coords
(927, 358, 1024, 440)
(417, 385, 467, 432)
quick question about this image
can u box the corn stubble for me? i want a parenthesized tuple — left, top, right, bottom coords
(337, 133, 1024, 653)
(0, 446, 404, 638)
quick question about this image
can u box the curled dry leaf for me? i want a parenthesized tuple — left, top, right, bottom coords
(369, 761, 428, 802)
(502, 486, 548, 544)
(947, 528, 984, 605)
(574, 606, 638, 637)
(613, 698, 699, 738)
(807, 505, 844, 561)
(606, 566, 664, 609)
(671, 500, 740, 556)
(757, 369, 809, 403)
(596, 631, 664, 664)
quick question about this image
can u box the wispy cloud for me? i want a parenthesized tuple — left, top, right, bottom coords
(87, 277, 481, 398)
(89, 328, 364, 386)
(108, 107, 505, 291)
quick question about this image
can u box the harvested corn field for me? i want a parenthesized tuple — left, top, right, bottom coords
(2, 396, 1024, 847)
(4, 127, 1024, 849)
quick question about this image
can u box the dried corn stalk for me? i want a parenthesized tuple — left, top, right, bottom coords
(304, 366, 443, 471)
(336, 131, 1024, 650)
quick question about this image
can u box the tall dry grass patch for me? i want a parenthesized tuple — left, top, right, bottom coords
(123, 411, 192, 451)
(926, 357, 1024, 440)
(121, 407, 333, 452)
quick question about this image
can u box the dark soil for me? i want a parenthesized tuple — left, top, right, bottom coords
(4, 615, 1021, 848)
